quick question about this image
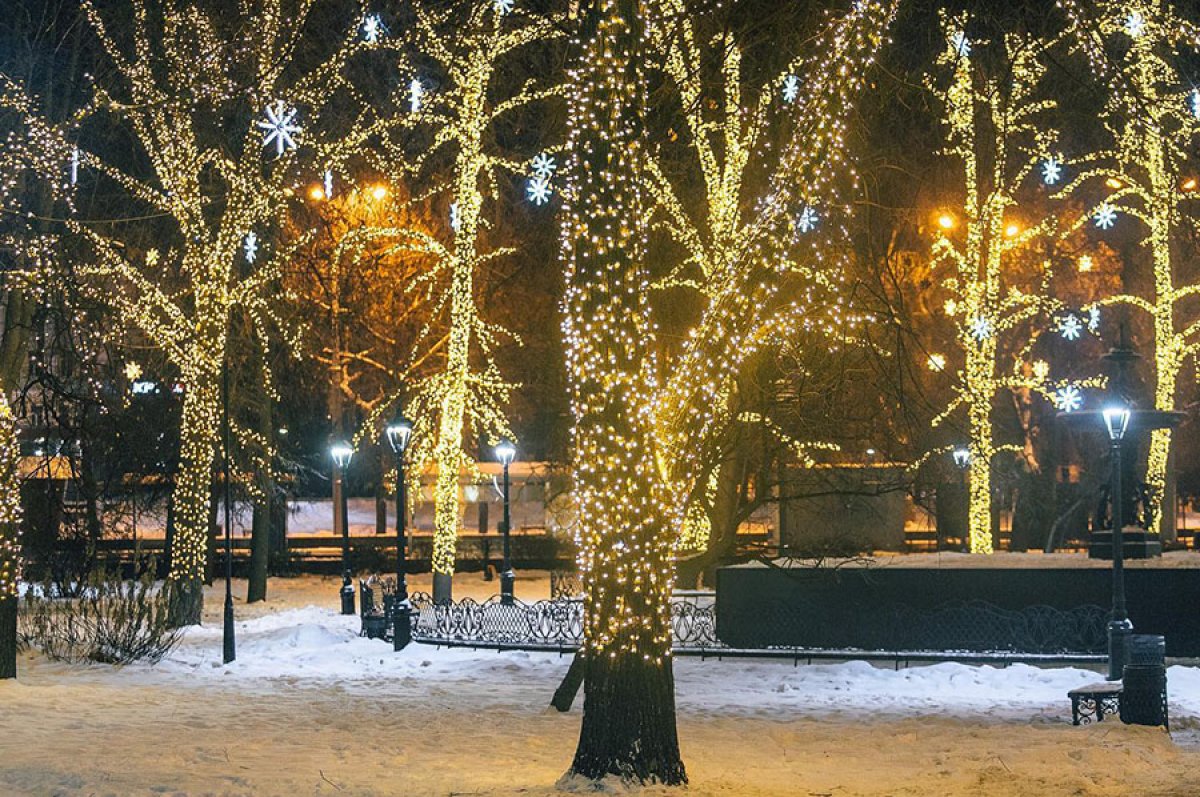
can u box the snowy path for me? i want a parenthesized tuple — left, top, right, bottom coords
(2, 580, 1199, 796)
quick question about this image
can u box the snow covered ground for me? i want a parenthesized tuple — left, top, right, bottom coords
(2, 576, 1198, 796)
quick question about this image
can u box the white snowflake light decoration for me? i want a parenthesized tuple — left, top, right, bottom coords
(1088, 306, 1101, 332)
(1058, 313, 1083, 341)
(450, 202, 460, 231)
(531, 152, 556, 179)
(323, 169, 334, 199)
(1124, 10, 1146, 37)
(409, 78, 424, 114)
(970, 315, 991, 341)
(526, 176, 552, 205)
(1032, 360, 1050, 381)
(1042, 157, 1062, 185)
(70, 146, 79, 186)
(927, 353, 947, 372)
(1191, 89, 1200, 120)
(951, 31, 971, 57)
(1094, 202, 1118, 230)
(782, 75, 800, 103)
(795, 205, 818, 234)
(243, 232, 259, 264)
(256, 100, 300, 156)
(493, 0, 514, 13)
(362, 13, 384, 43)
(1055, 385, 1083, 413)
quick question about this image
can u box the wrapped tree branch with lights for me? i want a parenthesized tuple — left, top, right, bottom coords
(384, 0, 562, 597)
(1056, 0, 1200, 534)
(0, 0, 394, 623)
(644, 0, 897, 565)
(926, 19, 1068, 554)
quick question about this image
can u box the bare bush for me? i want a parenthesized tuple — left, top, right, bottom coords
(18, 569, 183, 665)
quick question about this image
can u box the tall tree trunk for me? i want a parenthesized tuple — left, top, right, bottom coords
(562, 0, 685, 783)
(0, 596, 14, 679)
(168, 379, 220, 626)
(0, 392, 24, 679)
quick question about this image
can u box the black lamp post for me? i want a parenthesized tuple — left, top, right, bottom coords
(495, 439, 516, 605)
(1103, 406, 1132, 680)
(221, 352, 235, 664)
(950, 446, 971, 551)
(385, 415, 413, 651)
(331, 442, 355, 615)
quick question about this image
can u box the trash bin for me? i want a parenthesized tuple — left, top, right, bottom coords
(1120, 663, 1168, 727)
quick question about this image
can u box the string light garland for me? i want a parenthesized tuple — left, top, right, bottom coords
(927, 15, 1068, 554)
(643, 0, 896, 551)
(1056, 0, 1200, 533)
(1, 0, 393, 621)
(0, 396, 21, 604)
(376, 0, 562, 583)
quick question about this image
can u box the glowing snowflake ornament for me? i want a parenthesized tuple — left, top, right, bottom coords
(323, 169, 334, 199)
(1056, 385, 1083, 413)
(1088, 306, 1101, 332)
(782, 75, 800, 103)
(927, 354, 947, 372)
(70, 146, 79, 186)
(244, 232, 259, 264)
(1191, 89, 1200, 120)
(450, 202, 460, 231)
(1094, 203, 1118, 230)
(1059, 313, 1083, 341)
(257, 101, 300, 156)
(362, 13, 384, 43)
(531, 152, 556, 179)
(493, 0, 514, 13)
(409, 78, 424, 114)
(795, 205, 818, 234)
(951, 31, 970, 56)
(1124, 10, 1146, 37)
(1042, 157, 1062, 185)
(526, 177, 551, 205)
(970, 315, 992, 341)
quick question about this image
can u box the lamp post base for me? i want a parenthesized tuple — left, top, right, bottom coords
(393, 602, 412, 652)
(1108, 617, 1134, 681)
(222, 597, 236, 664)
(500, 569, 515, 606)
(340, 577, 356, 616)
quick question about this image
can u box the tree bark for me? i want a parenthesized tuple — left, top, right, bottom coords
(247, 378, 273, 603)
(570, 653, 686, 784)
(551, 651, 585, 712)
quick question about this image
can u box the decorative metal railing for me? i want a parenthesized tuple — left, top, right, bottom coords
(392, 590, 1108, 659)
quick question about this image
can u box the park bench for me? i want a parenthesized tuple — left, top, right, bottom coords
(1069, 634, 1169, 729)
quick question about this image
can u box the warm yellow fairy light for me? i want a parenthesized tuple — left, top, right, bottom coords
(359, 1, 562, 584)
(1058, 0, 1200, 532)
(928, 14, 1064, 554)
(928, 353, 947, 371)
(0, 397, 21, 602)
(642, 0, 896, 549)
(1182, 177, 1197, 193)
(1, 0, 387, 621)
(1078, 254, 1094, 272)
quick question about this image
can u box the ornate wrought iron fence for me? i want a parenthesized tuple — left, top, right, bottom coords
(401, 591, 1106, 658)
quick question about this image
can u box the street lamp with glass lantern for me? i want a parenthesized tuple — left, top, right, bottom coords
(331, 442, 355, 615)
(385, 414, 414, 650)
(495, 439, 517, 605)
(1103, 405, 1132, 680)
(949, 447, 971, 551)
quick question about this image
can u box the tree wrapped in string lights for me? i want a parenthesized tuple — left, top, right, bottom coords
(644, 0, 897, 560)
(1056, 0, 1200, 534)
(926, 18, 1070, 554)
(378, 0, 561, 598)
(560, 0, 685, 780)
(0, 0, 393, 623)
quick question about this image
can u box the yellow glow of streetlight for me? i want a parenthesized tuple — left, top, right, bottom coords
(937, 212, 957, 230)
(1105, 177, 1124, 190)
(370, 184, 388, 201)
(308, 185, 326, 201)
(1004, 222, 1020, 238)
